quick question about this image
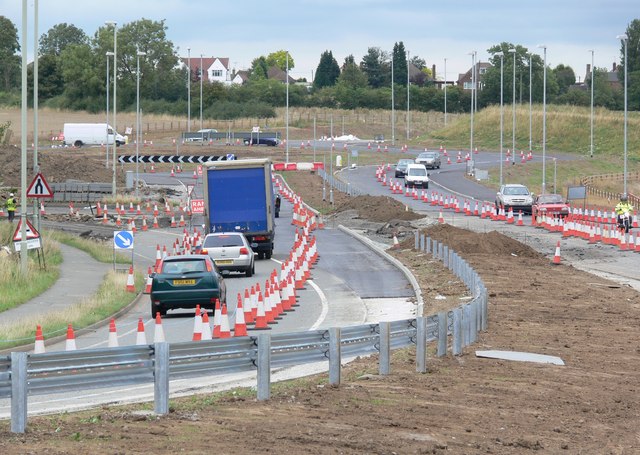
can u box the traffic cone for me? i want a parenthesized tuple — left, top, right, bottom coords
(126, 266, 136, 292)
(144, 266, 153, 294)
(253, 292, 269, 330)
(212, 299, 222, 338)
(219, 304, 231, 338)
(152, 215, 159, 228)
(392, 235, 400, 249)
(34, 325, 45, 354)
(552, 241, 562, 265)
(438, 210, 445, 224)
(243, 289, 254, 323)
(516, 210, 524, 226)
(234, 294, 248, 337)
(65, 324, 77, 351)
(201, 311, 212, 341)
(170, 216, 177, 228)
(179, 214, 185, 227)
(141, 217, 148, 231)
(108, 319, 119, 347)
(40, 201, 46, 216)
(153, 312, 165, 343)
(136, 318, 147, 345)
(192, 305, 203, 341)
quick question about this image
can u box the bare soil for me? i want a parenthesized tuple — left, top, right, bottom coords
(2, 153, 640, 454)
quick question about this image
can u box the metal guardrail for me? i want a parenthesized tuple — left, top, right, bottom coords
(2, 235, 487, 433)
(318, 168, 365, 197)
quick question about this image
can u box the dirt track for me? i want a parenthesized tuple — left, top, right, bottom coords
(2, 155, 640, 454)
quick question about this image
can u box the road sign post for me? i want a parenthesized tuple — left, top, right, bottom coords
(113, 230, 135, 270)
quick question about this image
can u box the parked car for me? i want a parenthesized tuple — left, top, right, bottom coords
(394, 159, 414, 178)
(184, 129, 218, 142)
(496, 184, 534, 214)
(201, 232, 255, 277)
(150, 255, 226, 318)
(415, 151, 441, 169)
(243, 137, 280, 146)
(532, 193, 570, 218)
(404, 163, 429, 189)
(374, 134, 385, 143)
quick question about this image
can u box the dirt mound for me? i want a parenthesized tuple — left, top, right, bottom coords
(334, 194, 424, 222)
(420, 223, 543, 258)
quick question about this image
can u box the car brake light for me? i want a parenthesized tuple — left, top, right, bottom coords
(254, 236, 266, 241)
(239, 247, 249, 255)
(200, 249, 208, 255)
(205, 259, 213, 272)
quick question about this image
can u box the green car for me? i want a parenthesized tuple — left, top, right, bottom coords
(150, 255, 226, 318)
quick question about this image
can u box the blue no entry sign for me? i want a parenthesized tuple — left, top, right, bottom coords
(114, 231, 134, 250)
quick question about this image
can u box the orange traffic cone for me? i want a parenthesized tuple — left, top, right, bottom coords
(192, 305, 203, 341)
(392, 235, 400, 249)
(65, 324, 77, 351)
(438, 210, 445, 224)
(136, 318, 147, 345)
(234, 294, 248, 337)
(219, 304, 231, 338)
(516, 210, 524, 226)
(34, 325, 45, 354)
(201, 311, 212, 341)
(552, 241, 562, 265)
(144, 266, 153, 294)
(126, 266, 136, 292)
(212, 299, 222, 338)
(108, 319, 119, 347)
(243, 289, 254, 323)
(153, 312, 165, 343)
(253, 292, 270, 330)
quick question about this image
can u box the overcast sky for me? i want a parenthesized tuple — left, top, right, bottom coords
(2, 0, 635, 82)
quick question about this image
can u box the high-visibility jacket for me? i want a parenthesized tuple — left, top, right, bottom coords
(5, 197, 16, 212)
(615, 201, 633, 215)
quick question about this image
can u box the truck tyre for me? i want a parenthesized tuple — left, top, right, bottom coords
(265, 250, 272, 260)
(257, 252, 264, 260)
(74, 140, 83, 148)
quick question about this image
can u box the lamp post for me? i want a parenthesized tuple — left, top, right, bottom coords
(187, 48, 191, 132)
(468, 51, 475, 171)
(406, 49, 410, 141)
(105, 21, 117, 197)
(528, 53, 532, 153)
(617, 34, 628, 196)
(444, 58, 447, 126)
(496, 51, 504, 187)
(538, 44, 547, 194)
(200, 54, 203, 133)
(286, 50, 290, 163)
(589, 50, 594, 158)
(105, 51, 113, 168)
(509, 48, 516, 164)
(136, 49, 146, 199)
(391, 58, 395, 146)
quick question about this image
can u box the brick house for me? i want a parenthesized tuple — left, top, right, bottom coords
(457, 62, 492, 90)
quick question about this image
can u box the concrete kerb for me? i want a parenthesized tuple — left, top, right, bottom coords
(337, 225, 424, 316)
(0, 292, 146, 355)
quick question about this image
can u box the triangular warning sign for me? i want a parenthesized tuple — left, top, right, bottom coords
(26, 172, 54, 198)
(13, 218, 40, 241)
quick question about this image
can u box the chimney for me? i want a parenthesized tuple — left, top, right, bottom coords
(586, 63, 591, 75)
(432, 64, 436, 80)
(613, 62, 617, 71)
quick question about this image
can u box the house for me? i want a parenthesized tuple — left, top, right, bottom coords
(584, 62, 621, 90)
(180, 56, 232, 85)
(457, 62, 492, 90)
(267, 66, 296, 83)
(231, 70, 250, 85)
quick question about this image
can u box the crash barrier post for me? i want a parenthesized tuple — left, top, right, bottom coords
(10, 352, 27, 434)
(378, 321, 391, 376)
(154, 342, 170, 415)
(329, 327, 341, 386)
(415, 317, 427, 373)
(257, 333, 271, 401)
(437, 312, 448, 357)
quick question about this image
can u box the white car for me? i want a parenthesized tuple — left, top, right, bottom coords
(404, 163, 429, 189)
(496, 184, 534, 214)
(201, 232, 255, 277)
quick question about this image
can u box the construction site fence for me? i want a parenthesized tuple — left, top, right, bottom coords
(2, 236, 487, 433)
(318, 168, 365, 197)
(580, 171, 640, 207)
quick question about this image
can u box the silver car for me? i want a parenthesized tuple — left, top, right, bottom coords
(202, 232, 255, 277)
(415, 151, 441, 169)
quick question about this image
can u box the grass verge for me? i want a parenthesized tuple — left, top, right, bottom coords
(47, 230, 131, 264)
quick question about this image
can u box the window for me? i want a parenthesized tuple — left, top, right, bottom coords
(212, 70, 223, 78)
(463, 82, 474, 90)
(479, 67, 487, 74)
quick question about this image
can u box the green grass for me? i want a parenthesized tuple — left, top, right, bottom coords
(48, 230, 131, 264)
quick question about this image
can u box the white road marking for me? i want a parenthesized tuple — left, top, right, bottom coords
(308, 280, 328, 330)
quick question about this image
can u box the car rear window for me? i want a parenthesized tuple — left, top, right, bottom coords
(162, 259, 206, 274)
(204, 234, 244, 248)
(409, 167, 427, 176)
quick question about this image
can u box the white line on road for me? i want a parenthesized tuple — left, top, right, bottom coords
(308, 280, 328, 330)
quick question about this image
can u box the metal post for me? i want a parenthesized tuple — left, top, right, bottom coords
(437, 311, 447, 356)
(497, 51, 504, 187)
(468, 51, 475, 174)
(416, 317, 427, 373)
(200, 54, 203, 133)
(589, 49, 594, 158)
(528, 53, 532, 153)
(539, 44, 547, 194)
(33, 0, 39, 232)
(329, 327, 341, 386)
(154, 342, 169, 415)
(452, 307, 463, 355)
(378, 321, 391, 375)
(19, 0, 27, 272)
(511, 48, 517, 163)
(444, 58, 447, 126)
(11, 352, 28, 433)
(391, 58, 395, 146)
(617, 34, 628, 195)
(105, 21, 117, 197)
(106, 52, 113, 168)
(406, 49, 410, 141)
(257, 333, 271, 400)
(286, 51, 290, 163)
(313, 116, 317, 163)
(187, 48, 191, 132)
(136, 50, 146, 199)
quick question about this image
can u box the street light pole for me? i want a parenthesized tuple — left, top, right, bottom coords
(496, 51, 504, 187)
(444, 58, 447, 126)
(391, 58, 395, 146)
(538, 44, 547, 194)
(187, 48, 191, 132)
(105, 21, 117, 197)
(589, 49, 594, 158)
(509, 48, 516, 164)
(617, 34, 628, 196)
(136, 49, 146, 199)
(468, 51, 475, 170)
(105, 52, 113, 168)
(406, 49, 410, 141)
(528, 53, 532, 153)
(286, 50, 289, 163)
(200, 54, 203, 133)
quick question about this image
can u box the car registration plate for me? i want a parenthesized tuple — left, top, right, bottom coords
(215, 259, 233, 265)
(173, 279, 196, 286)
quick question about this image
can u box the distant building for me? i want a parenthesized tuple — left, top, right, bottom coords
(457, 62, 492, 90)
(267, 66, 296, 83)
(231, 70, 250, 85)
(180, 57, 232, 85)
(584, 62, 621, 90)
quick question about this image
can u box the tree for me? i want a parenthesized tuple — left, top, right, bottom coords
(392, 42, 408, 86)
(0, 16, 20, 91)
(619, 19, 640, 110)
(360, 47, 389, 88)
(313, 50, 340, 88)
(553, 64, 576, 94)
(410, 55, 426, 70)
(39, 23, 88, 56)
(266, 50, 294, 71)
(250, 56, 269, 80)
(335, 55, 368, 109)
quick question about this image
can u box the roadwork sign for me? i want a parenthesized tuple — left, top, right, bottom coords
(26, 173, 54, 198)
(13, 219, 42, 251)
(113, 231, 134, 250)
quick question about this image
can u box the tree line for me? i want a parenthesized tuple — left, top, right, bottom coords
(0, 17, 638, 120)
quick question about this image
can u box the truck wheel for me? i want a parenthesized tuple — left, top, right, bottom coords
(245, 264, 253, 277)
(257, 252, 264, 260)
(265, 250, 272, 259)
(74, 140, 83, 148)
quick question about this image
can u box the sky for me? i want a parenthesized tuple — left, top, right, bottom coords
(1, 0, 636, 82)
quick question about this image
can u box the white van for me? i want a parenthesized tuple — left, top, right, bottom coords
(404, 163, 429, 189)
(63, 123, 126, 148)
